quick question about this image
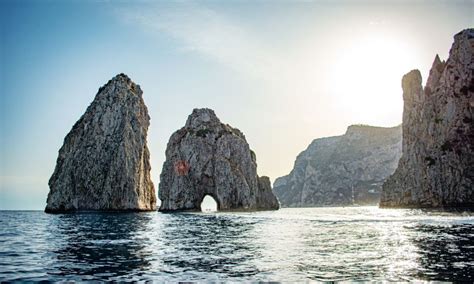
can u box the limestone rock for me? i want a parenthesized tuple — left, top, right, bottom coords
(274, 125, 402, 207)
(256, 176, 280, 210)
(380, 29, 474, 208)
(158, 108, 279, 211)
(45, 73, 156, 212)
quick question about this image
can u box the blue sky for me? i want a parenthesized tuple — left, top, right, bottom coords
(1, 0, 472, 209)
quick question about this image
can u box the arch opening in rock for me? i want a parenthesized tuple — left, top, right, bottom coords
(158, 108, 279, 212)
(200, 195, 218, 212)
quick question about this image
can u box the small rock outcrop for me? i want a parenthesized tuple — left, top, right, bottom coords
(274, 125, 402, 207)
(158, 108, 279, 211)
(380, 29, 474, 208)
(45, 74, 156, 212)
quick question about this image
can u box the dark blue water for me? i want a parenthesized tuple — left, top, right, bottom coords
(0, 207, 473, 281)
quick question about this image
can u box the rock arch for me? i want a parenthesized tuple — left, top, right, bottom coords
(158, 108, 279, 212)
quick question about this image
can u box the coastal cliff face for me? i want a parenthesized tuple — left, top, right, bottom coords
(380, 29, 474, 208)
(45, 74, 156, 212)
(274, 125, 402, 207)
(158, 108, 279, 211)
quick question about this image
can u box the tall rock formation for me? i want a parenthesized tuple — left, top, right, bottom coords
(274, 125, 402, 207)
(45, 74, 156, 212)
(380, 29, 474, 208)
(158, 108, 279, 211)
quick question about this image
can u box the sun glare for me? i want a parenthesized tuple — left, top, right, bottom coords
(329, 34, 417, 125)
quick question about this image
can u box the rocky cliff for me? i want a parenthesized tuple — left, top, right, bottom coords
(380, 29, 474, 208)
(158, 108, 279, 211)
(274, 125, 402, 207)
(45, 74, 156, 212)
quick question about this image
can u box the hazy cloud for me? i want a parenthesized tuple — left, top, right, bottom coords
(120, 3, 282, 80)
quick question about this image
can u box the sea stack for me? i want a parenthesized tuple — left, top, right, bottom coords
(158, 108, 279, 211)
(274, 125, 402, 207)
(45, 74, 156, 212)
(380, 29, 474, 208)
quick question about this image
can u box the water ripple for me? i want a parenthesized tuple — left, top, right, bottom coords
(0, 207, 473, 281)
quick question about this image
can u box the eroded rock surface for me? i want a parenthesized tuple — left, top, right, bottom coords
(380, 29, 474, 208)
(274, 125, 402, 207)
(158, 108, 279, 211)
(45, 74, 156, 212)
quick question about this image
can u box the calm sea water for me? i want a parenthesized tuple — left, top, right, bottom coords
(0, 207, 473, 281)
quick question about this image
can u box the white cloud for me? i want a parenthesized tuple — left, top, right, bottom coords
(120, 3, 282, 80)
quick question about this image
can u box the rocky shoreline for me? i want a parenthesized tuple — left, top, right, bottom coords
(274, 125, 402, 207)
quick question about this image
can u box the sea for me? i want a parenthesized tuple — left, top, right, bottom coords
(0, 207, 473, 282)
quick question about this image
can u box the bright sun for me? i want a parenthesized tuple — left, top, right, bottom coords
(329, 34, 418, 126)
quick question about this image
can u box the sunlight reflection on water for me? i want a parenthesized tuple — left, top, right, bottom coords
(0, 207, 473, 281)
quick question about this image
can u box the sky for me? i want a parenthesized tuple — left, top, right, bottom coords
(0, 0, 472, 210)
